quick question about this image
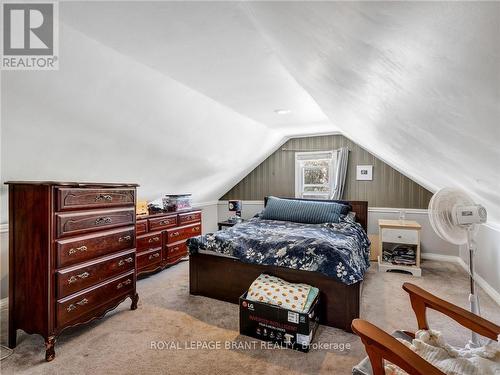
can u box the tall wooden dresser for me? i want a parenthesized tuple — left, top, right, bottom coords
(136, 209, 202, 276)
(5, 181, 139, 361)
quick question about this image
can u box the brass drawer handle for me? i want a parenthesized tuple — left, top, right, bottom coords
(68, 272, 90, 284)
(118, 257, 134, 266)
(68, 245, 87, 255)
(171, 231, 180, 237)
(95, 217, 112, 225)
(67, 298, 89, 312)
(192, 227, 199, 232)
(148, 236, 160, 243)
(117, 279, 132, 289)
(148, 253, 160, 260)
(77, 298, 89, 306)
(119, 235, 132, 242)
(95, 194, 113, 202)
(171, 247, 179, 253)
(159, 219, 171, 225)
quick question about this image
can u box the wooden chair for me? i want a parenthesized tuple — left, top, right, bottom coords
(351, 282, 500, 375)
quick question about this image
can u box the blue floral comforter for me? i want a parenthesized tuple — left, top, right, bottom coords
(187, 216, 370, 285)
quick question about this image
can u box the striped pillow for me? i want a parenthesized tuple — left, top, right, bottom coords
(261, 196, 349, 224)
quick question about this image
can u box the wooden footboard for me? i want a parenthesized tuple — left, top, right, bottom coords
(189, 253, 361, 332)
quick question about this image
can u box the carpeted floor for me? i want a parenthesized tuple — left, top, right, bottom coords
(1, 260, 499, 374)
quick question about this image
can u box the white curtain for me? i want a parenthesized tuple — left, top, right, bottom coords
(330, 147, 349, 200)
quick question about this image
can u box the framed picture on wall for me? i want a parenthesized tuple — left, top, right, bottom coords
(356, 165, 373, 180)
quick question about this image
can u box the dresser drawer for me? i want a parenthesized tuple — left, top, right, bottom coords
(381, 228, 419, 245)
(56, 187, 135, 211)
(56, 208, 135, 237)
(56, 271, 135, 328)
(136, 219, 148, 235)
(56, 250, 135, 299)
(56, 226, 135, 268)
(137, 248, 162, 271)
(166, 241, 187, 259)
(166, 223, 201, 243)
(148, 215, 177, 231)
(137, 232, 162, 252)
(178, 211, 201, 225)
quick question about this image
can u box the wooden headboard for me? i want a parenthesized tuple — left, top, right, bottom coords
(263, 197, 368, 232)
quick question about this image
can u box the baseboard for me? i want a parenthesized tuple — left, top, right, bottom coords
(421, 253, 460, 263)
(422, 252, 500, 306)
(455, 256, 500, 308)
(368, 207, 427, 215)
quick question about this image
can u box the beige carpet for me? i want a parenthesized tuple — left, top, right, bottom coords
(1, 260, 499, 374)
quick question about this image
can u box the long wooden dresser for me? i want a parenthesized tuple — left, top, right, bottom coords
(136, 209, 202, 276)
(5, 181, 139, 361)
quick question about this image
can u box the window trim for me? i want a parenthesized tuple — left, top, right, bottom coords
(294, 151, 336, 199)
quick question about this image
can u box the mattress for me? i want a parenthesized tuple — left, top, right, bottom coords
(188, 215, 370, 285)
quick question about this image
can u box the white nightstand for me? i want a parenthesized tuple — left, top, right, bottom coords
(377, 219, 422, 277)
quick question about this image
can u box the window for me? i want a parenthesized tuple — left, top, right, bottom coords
(295, 151, 336, 200)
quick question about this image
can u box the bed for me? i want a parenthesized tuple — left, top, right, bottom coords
(188, 197, 369, 332)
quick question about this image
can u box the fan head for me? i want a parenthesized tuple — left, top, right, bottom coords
(428, 188, 485, 245)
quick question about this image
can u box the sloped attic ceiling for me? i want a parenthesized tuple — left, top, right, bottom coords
(246, 1, 500, 224)
(1, 2, 499, 224)
(0, 1, 334, 213)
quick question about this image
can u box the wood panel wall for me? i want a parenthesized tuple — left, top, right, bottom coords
(220, 134, 432, 208)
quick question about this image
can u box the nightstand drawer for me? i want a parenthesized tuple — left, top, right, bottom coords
(381, 228, 419, 244)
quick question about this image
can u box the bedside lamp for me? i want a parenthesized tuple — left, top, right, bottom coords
(228, 200, 242, 223)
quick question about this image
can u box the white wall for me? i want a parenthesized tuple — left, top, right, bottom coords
(0, 22, 285, 224)
(192, 202, 219, 235)
(249, 1, 500, 227)
(218, 201, 458, 257)
(459, 224, 500, 301)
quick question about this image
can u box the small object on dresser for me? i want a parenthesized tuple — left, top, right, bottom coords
(163, 194, 192, 212)
(136, 200, 148, 215)
(147, 201, 164, 214)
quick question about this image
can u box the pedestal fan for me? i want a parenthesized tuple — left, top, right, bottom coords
(428, 187, 487, 346)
